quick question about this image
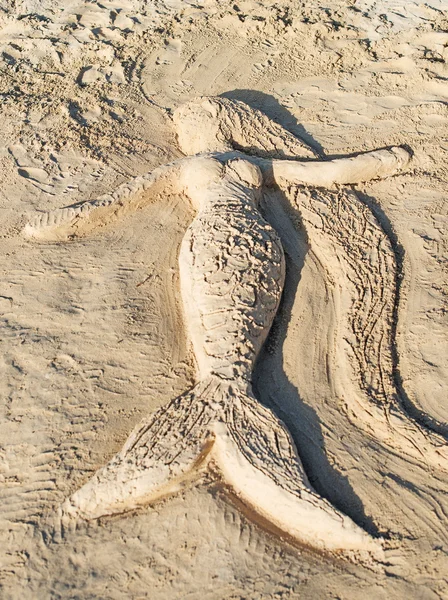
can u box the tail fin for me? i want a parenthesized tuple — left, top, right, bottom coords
(60, 376, 382, 561)
(61, 378, 220, 522)
(214, 387, 383, 560)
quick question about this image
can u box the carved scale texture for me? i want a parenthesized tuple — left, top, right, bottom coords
(180, 181, 285, 381)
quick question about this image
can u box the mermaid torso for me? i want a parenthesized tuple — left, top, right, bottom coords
(179, 158, 285, 381)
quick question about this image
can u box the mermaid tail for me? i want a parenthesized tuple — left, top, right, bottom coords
(61, 376, 382, 558)
(61, 380, 216, 521)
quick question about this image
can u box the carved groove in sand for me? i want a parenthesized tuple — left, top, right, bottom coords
(25, 96, 446, 561)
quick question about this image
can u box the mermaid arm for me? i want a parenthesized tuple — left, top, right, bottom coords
(261, 146, 411, 188)
(23, 159, 186, 241)
(173, 96, 410, 188)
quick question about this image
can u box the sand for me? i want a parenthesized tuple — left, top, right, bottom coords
(1, 0, 447, 598)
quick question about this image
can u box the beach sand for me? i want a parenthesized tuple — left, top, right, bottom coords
(1, 1, 447, 598)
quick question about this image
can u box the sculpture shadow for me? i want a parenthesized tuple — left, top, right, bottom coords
(220, 89, 412, 163)
(217, 90, 382, 535)
(252, 191, 381, 537)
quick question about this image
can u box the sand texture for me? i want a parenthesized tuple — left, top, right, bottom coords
(1, 0, 448, 598)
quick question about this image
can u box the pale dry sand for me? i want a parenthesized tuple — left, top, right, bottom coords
(1, 1, 447, 598)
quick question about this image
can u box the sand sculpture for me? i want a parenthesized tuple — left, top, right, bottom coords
(25, 96, 428, 562)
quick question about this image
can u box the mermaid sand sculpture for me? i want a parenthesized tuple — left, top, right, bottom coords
(25, 97, 417, 561)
